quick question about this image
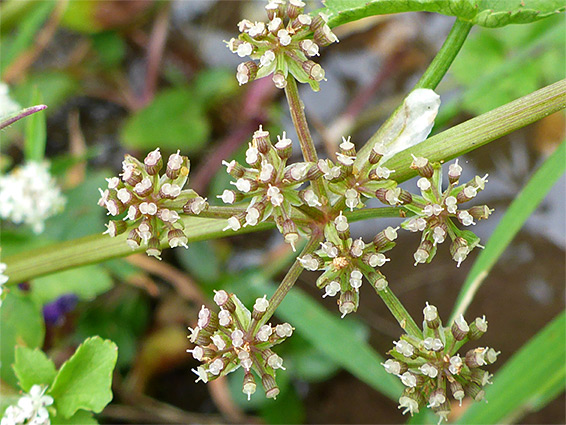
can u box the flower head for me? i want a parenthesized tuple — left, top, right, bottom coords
(227, 0, 338, 91)
(1, 384, 53, 425)
(98, 150, 206, 259)
(187, 291, 293, 400)
(384, 305, 497, 422)
(0, 161, 65, 234)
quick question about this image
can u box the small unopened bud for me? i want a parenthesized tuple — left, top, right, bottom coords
(334, 212, 349, 239)
(314, 24, 338, 47)
(469, 315, 488, 340)
(452, 314, 469, 341)
(286, 0, 304, 19)
(253, 125, 271, 154)
(394, 339, 415, 358)
(223, 213, 246, 232)
(382, 359, 407, 375)
(262, 374, 280, 399)
(302, 61, 325, 81)
(213, 289, 235, 312)
(413, 240, 433, 266)
(159, 183, 182, 199)
(166, 150, 186, 180)
(272, 71, 287, 89)
(469, 205, 493, 220)
(275, 323, 293, 338)
(103, 220, 127, 237)
(242, 372, 257, 401)
(450, 237, 470, 267)
(300, 188, 322, 207)
(231, 178, 258, 193)
(122, 164, 142, 186)
(465, 382, 485, 402)
(338, 290, 357, 318)
(485, 347, 500, 364)
(373, 226, 398, 250)
(222, 160, 246, 178)
(368, 142, 386, 164)
(274, 132, 293, 159)
(237, 61, 258, 85)
(410, 155, 433, 178)
(183, 197, 208, 215)
(146, 237, 162, 260)
(168, 228, 188, 248)
(282, 219, 299, 251)
(126, 229, 142, 249)
(299, 39, 319, 56)
(144, 148, 162, 175)
(451, 380, 465, 405)
(253, 295, 269, 320)
(423, 302, 440, 328)
(448, 159, 462, 184)
(299, 254, 323, 271)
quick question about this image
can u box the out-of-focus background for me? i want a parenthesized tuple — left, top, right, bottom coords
(1, 1, 564, 423)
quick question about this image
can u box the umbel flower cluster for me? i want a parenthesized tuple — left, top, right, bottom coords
(0, 161, 65, 234)
(216, 126, 319, 250)
(227, 0, 338, 90)
(384, 304, 498, 422)
(299, 213, 398, 317)
(187, 290, 293, 400)
(398, 156, 492, 267)
(98, 149, 207, 259)
(1, 385, 53, 425)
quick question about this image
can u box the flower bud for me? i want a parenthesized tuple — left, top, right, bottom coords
(368, 142, 387, 164)
(166, 150, 187, 180)
(242, 372, 256, 400)
(103, 220, 128, 237)
(451, 314, 469, 341)
(126, 229, 142, 249)
(468, 315, 488, 340)
(122, 164, 142, 186)
(299, 39, 319, 57)
(274, 132, 293, 159)
(448, 159, 462, 184)
(423, 302, 440, 329)
(287, 0, 305, 19)
(450, 237, 470, 267)
(338, 290, 357, 318)
(413, 240, 433, 266)
(410, 155, 433, 178)
(468, 205, 493, 221)
(470, 368, 492, 386)
(253, 126, 271, 154)
(213, 289, 235, 312)
(262, 374, 280, 399)
(302, 60, 325, 81)
(146, 237, 162, 260)
(314, 24, 338, 47)
(382, 359, 407, 375)
(183, 196, 208, 215)
(222, 160, 246, 178)
(334, 212, 350, 239)
(168, 228, 188, 248)
(144, 148, 163, 175)
(272, 71, 287, 89)
(373, 226, 398, 250)
(253, 295, 269, 320)
(464, 382, 485, 402)
(236, 61, 258, 85)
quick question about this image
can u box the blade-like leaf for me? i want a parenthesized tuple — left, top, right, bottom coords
(323, 0, 566, 29)
(14, 346, 57, 392)
(456, 311, 565, 424)
(49, 337, 118, 418)
(450, 141, 566, 322)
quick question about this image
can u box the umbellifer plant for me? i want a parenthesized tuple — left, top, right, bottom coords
(2, 0, 565, 424)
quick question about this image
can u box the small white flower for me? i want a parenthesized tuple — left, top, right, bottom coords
(0, 82, 21, 119)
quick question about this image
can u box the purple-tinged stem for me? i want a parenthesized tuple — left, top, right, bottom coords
(0, 105, 47, 130)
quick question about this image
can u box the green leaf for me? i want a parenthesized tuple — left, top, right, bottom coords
(285, 334, 339, 382)
(323, 0, 566, 28)
(121, 87, 210, 153)
(49, 336, 118, 418)
(450, 141, 566, 322)
(0, 291, 45, 387)
(52, 409, 98, 424)
(0, 2, 54, 76)
(14, 346, 57, 392)
(31, 265, 113, 305)
(24, 90, 46, 162)
(91, 31, 125, 68)
(456, 311, 566, 424)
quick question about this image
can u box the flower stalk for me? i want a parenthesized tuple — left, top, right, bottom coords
(370, 284, 422, 339)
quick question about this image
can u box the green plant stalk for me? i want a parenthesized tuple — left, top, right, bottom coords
(284, 77, 326, 198)
(259, 230, 324, 327)
(357, 18, 472, 164)
(371, 285, 422, 339)
(3, 208, 402, 284)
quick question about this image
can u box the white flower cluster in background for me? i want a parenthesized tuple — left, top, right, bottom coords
(1, 385, 53, 425)
(0, 162, 65, 234)
(0, 82, 20, 119)
(0, 262, 7, 305)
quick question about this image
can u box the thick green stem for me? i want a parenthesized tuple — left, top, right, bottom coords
(357, 19, 472, 164)
(259, 229, 324, 326)
(371, 283, 422, 339)
(284, 77, 326, 198)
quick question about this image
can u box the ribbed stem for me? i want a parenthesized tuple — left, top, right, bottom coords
(370, 284, 422, 339)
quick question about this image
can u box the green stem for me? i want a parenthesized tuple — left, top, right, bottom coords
(259, 229, 324, 327)
(356, 18, 472, 165)
(284, 77, 326, 198)
(370, 283, 422, 339)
